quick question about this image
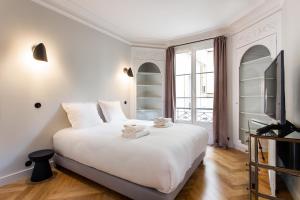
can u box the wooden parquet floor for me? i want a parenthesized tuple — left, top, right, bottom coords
(0, 147, 291, 200)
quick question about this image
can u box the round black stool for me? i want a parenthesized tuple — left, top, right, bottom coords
(28, 149, 54, 182)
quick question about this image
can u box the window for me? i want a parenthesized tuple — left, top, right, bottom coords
(175, 52, 192, 121)
(196, 48, 214, 122)
(175, 42, 214, 123)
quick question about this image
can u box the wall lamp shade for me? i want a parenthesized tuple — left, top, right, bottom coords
(32, 43, 48, 62)
(123, 68, 134, 77)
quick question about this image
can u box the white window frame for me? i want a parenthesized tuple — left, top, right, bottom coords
(175, 40, 214, 124)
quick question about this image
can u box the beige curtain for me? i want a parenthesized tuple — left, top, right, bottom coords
(213, 36, 228, 147)
(165, 47, 176, 121)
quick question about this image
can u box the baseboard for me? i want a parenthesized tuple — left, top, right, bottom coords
(233, 142, 247, 152)
(0, 160, 55, 186)
(0, 167, 33, 186)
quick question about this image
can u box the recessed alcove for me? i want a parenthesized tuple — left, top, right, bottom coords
(239, 45, 273, 144)
(136, 62, 162, 120)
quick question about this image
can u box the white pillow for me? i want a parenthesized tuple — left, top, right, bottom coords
(62, 103, 103, 128)
(98, 100, 127, 122)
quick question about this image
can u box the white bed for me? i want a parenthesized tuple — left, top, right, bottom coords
(53, 119, 208, 196)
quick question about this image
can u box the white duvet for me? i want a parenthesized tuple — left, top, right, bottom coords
(53, 120, 208, 193)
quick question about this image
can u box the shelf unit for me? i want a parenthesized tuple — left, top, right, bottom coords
(240, 112, 270, 116)
(240, 96, 274, 98)
(239, 46, 273, 145)
(137, 84, 162, 87)
(240, 77, 275, 82)
(137, 97, 161, 100)
(136, 109, 161, 112)
(138, 72, 161, 75)
(136, 63, 162, 120)
(241, 55, 272, 65)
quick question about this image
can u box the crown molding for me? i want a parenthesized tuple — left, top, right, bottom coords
(131, 43, 167, 49)
(168, 27, 227, 47)
(32, 0, 284, 49)
(169, 0, 284, 47)
(32, 0, 132, 45)
(227, 0, 284, 36)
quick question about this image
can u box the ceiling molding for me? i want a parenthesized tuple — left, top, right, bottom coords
(227, 0, 284, 36)
(131, 43, 167, 49)
(168, 27, 227, 47)
(32, 0, 132, 45)
(32, 0, 283, 49)
(168, 0, 284, 47)
(221, 0, 268, 29)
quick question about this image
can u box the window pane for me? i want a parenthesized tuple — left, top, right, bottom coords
(176, 97, 191, 109)
(175, 52, 192, 122)
(176, 52, 191, 75)
(176, 75, 191, 98)
(196, 97, 213, 109)
(196, 48, 214, 122)
(196, 73, 214, 97)
(196, 48, 214, 73)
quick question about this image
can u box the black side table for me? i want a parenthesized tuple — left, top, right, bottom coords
(28, 149, 54, 182)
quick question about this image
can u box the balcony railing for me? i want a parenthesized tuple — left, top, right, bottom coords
(176, 108, 213, 122)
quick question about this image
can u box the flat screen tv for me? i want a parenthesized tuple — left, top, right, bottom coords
(264, 50, 286, 125)
(265, 50, 300, 170)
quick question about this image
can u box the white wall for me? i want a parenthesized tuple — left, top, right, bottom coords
(282, 0, 300, 198)
(226, 7, 283, 151)
(0, 0, 131, 184)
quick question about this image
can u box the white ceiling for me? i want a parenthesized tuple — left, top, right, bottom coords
(34, 0, 266, 46)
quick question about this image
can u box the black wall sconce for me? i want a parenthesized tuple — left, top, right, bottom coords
(123, 67, 133, 77)
(32, 43, 48, 62)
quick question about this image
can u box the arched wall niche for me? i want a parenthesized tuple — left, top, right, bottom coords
(136, 62, 163, 120)
(239, 44, 273, 144)
(138, 62, 161, 73)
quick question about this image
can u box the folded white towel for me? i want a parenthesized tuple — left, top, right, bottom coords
(123, 124, 146, 134)
(154, 117, 172, 124)
(122, 129, 150, 139)
(153, 117, 173, 128)
(154, 121, 171, 125)
(154, 122, 173, 128)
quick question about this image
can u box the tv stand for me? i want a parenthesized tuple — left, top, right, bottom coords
(249, 133, 300, 199)
(256, 120, 300, 137)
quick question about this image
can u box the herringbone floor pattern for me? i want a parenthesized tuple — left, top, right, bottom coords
(0, 147, 291, 200)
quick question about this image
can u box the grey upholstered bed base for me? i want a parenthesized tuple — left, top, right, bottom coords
(54, 151, 205, 200)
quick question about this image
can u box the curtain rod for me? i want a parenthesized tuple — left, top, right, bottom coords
(172, 37, 216, 48)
